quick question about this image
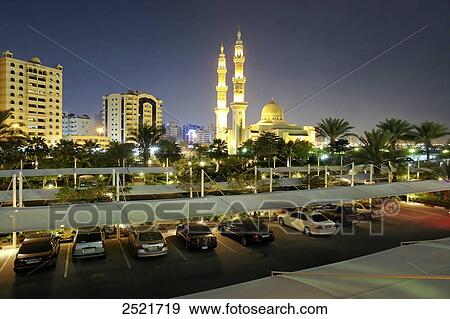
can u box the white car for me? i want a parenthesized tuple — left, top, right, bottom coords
(72, 227, 106, 262)
(278, 211, 336, 236)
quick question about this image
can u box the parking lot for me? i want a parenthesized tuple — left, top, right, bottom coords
(0, 203, 449, 298)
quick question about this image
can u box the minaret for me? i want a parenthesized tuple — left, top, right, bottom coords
(214, 42, 229, 141)
(229, 27, 248, 154)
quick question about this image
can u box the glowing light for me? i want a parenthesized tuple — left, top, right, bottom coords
(199, 161, 206, 167)
(241, 147, 247, 153)
(354, 147, 360, 152)
(443, 150, 449, 154)
(96, 127, 104, 135)
(408, 148, 416, 154)
(320, 154, 329, 160)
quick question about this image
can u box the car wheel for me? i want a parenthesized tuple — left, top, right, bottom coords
(279, 218, 285, 226)
(241, 237, 248, 246)
(304, 226, 311, 236)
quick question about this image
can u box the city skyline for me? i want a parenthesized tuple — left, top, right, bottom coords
(1, 0, 449, 134)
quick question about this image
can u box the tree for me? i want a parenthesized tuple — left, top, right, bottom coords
(155, 139, 182, 166)
(0, 110, 15, 140)
(355, 129, 393, 166)
(207, 138, 228, 172)
(410, 122, 449, 161)
(376, 118, 412, 150)
(316, 118, 354, 161)
(128, 125, 165, 166)
(254, 132, 283, 167)
(25, 137, 49, 168)
(237, 139, 255, 159)
(52, 140, 82, 167)
(103, 141, 135, 167)
(292, 140, 314, 164)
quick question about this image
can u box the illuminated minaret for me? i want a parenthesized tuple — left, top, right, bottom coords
(229, 27, 248, 154)
(214, 42, 229, 141)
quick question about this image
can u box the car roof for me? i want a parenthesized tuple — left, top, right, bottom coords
(187, 222, 210, 227)
(24, 233, 52, 242)
(77, 226, 102, 234)
(133, 225, 160, 232)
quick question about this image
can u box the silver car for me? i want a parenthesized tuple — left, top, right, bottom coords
(72, 227, 106, 262)
(128, 225, 168, 258)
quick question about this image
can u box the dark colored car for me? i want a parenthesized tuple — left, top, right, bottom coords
(318, 203, 368, 224)
(176, 222, 217, 250)
(14, 234, 60, 273)
(218, 218, 274, 246)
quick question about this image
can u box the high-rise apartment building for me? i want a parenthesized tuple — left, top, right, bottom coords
(102, 90, 163, 143)
(62, 112, 95, 136)
(164, 121, 182, 142)
(0, 50, 63, 145)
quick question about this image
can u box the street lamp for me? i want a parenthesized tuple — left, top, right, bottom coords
(188, 161, 193, 198)
(199, 161, 206, 197)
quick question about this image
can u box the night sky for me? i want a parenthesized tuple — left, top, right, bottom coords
(1, 0, 449, 134)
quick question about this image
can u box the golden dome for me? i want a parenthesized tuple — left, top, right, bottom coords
(260, 99, 285, 122)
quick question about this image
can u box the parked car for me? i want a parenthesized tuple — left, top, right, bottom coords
(318, 203, 359, 224)
(72, 227, 106, 262)
(319, 203, 380, 222)
(14, 233, 60, 273)
(218, 218, 274, 246)
(278, 211, 336, 236)
(176, 222, 217, 250)
(128, 225, 168, 257)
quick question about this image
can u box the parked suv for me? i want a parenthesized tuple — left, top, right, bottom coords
(14, 233, 60, 273)
(176, 222, 217, 250)
(128, 225, 168, 257)
(72, 227, 106, 262)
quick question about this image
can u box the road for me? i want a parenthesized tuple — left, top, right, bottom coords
(0, 203, 449, 298)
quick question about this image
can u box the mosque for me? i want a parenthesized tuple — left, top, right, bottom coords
(214, 29, 316, 154)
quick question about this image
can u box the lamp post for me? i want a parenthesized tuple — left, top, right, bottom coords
(254, 165, 258, 194)
(307, 164, 311, 190)
(351, 162, 355, 186)
(269, 167, 273, 193)
(324, 165, 328, 188)
(406, 163, 411, 203)
(188, 161, 193, 199)
(200, 161, 205, 197)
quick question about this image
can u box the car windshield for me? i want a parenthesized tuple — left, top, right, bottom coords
(311, 214, 328, 222)
(76, 232, 101, 243)
(139, 231, 163, 241)
(19, 241, 52, 254)
(188, 225, 211, 235)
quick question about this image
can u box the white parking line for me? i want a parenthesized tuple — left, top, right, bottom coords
(216, 238, 237, 253)
(63, 244, 71, 279)
(168, 240, 188, 262)
(118, 239, 132, 269)
(0, 251, 13, 273)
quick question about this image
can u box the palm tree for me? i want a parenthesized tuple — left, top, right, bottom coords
(254, 132, 283, 167)
(376, 118, 412, 150)
(128, 125, 165, 166)
(0, 110, 26, 140)
(410, 122, 449, 161)
(316, 118, 355, 160)
(52, 140, 82, 167)
(355, 129, 393, 167)
(25, 137, 49, 168)
(155, 139, 182, 166)
(208, 138, 228, 171)
(104, 141, 135, 166)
